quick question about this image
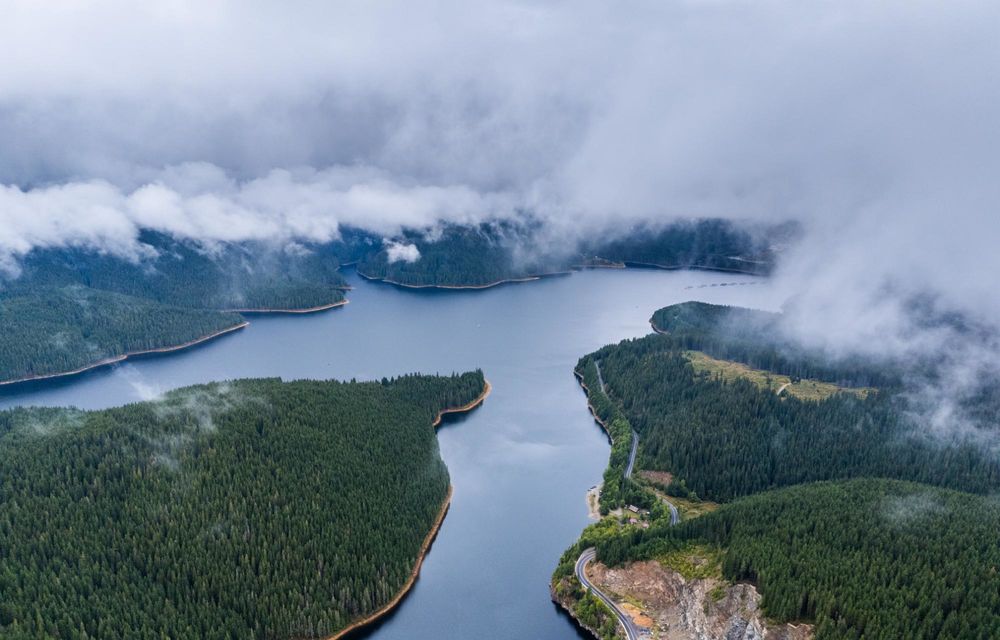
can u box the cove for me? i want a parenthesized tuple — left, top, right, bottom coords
(0, 267, 781, 639)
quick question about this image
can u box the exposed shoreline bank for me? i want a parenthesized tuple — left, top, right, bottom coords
(327, 485, 453, 640)
(357, 261, 764, 292)
(573, 370, 612, 438)
(432, 379, 492, 427)
(0, 321, 250, 387)
(356, 270, 569, 291)
(224, 299, 349, 314)
(327, 379, 490, 639)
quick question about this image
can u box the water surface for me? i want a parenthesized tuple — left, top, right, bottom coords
(0, 268, 781, 639)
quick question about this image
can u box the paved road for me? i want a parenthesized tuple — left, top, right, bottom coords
(575, 548, 643, 640)
(580, 361, 679, 637)
(663, 493, 679, 525)
(594, 360, 639, 483)
(594, 359, 608, 394)
(624, 429, 639, 480)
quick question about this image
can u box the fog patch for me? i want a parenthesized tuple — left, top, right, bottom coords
(151, 381, 256, 433)
(385, 241, 420, 264)
(881, 491, 948, 529)
(116, 364, 164, 402)
(11, 408, 88, 438)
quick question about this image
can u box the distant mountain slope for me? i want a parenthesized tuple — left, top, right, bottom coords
(358, 219, 788, 288)
(11, 231, 351, 311)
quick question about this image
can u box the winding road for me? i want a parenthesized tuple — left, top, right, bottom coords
(594, 360, 676, 524)
(577, 361, 679, 637)
(575, 548, 643, 640)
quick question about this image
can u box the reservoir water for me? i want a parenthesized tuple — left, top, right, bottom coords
(0, 268, 780, 639)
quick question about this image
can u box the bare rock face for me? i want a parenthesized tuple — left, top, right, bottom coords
(589, 561, 812, 640)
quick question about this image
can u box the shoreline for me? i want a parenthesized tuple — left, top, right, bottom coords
(357, 270, 572, 291)
(326, 380, 490, 639)
(357, 260, 765, 292)
(432, 379, 492, 427)
(0, 321, 250, 387)
(326, 485, 454, 640)
(223, 300, 349, 314)
(573, 370, 612, 437)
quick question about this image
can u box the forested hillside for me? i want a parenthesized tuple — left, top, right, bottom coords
(0, 372, 487, 639)
(594, 479, 1000, 639)
(0, 232, 362, 386)
(580, 337, 1000, 501)
(357, 222, 567, 287)
(557, 302, 1000, 639)
(651, 301, 896, 387)
(0, 286, 245, 383)
(358, 219, 784, 288)
(13, 231, 350, 310)
(581, 218, 781, 275)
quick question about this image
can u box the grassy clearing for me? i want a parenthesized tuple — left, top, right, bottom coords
(669, 495, 720, 520)
(684, 350, 873, 401)
(655, 542, 723, 581)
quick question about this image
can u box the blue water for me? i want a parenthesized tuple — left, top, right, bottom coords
(0, 268, 780, 639)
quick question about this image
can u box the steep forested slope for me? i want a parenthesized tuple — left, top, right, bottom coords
(13, 231, 350, 310)
(357, 222, 566, 287)
(581, 218, 781, 275)
(579, 337, 1000, 501)
(594, 479, 1000, 639)
(0, 286, 245, 383)
(558, 302, 1000, 639)
(651, 301, 895, 387)
(0, 372, 487, 639)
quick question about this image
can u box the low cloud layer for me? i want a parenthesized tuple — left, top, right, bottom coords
(2, 0, 999, 383)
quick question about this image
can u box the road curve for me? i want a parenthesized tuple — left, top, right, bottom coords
(664, 494, 679, 525)
(578, 359, 678, 636)
(575, 548, 642, 640)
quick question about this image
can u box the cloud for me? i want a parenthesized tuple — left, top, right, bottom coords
(385, 241, 421, 264)
(0, 163, 517, 273)
(0, 0, 997, 391)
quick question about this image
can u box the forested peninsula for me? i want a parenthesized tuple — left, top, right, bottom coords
(0, 371, 488, 639)
(554, 302, 1000, 639)
(0, 232, 363, 386)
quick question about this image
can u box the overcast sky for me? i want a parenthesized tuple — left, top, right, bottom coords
(2, 0, 999, 388)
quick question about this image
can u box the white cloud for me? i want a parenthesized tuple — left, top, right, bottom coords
(0, 0, 997, 380)
(385, 241, 421, 264)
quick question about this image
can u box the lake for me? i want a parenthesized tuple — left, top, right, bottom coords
(0, 267, 781, 639)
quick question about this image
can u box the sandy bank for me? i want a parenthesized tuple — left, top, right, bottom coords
(326, 486, 454, 640)
(431, 379, 492, 427)
(357, 270, 575, 291)
(224, 299, 349, 314)
(573, 370, 612, 437)
(324, 381, 490, 638)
